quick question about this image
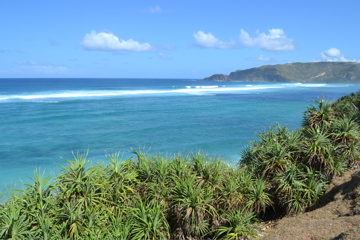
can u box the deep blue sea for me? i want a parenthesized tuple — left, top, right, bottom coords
(1, 78, 359, 190)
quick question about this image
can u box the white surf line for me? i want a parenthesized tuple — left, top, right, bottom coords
(0, 86, 285, 101)
(172, 86, 284, 93)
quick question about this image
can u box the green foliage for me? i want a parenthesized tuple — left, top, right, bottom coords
(214, 209, 259, 240)
(0, 152, 260, 239)
(171, 174, 217, 239)
(303, 98, 335, 128)
(240, 90, 360, 217)
(245, 178, 273, 215)
(0, 203, 35, 239)
(130, 200, 170, 240)
(274, 164, 327, 214)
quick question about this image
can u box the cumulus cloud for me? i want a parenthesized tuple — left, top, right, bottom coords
(82, 31, 153, 52)
(317, 48, 359, 62)
(321, 48, 342, 58)
(193, 31, 235, 49)
(239, 29, 295, 51)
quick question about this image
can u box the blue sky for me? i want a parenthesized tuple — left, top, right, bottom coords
(0, 0, 359, 78)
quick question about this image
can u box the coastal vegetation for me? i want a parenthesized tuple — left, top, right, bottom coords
(204, 62, 360, 82)
(1, 91, 360, 239)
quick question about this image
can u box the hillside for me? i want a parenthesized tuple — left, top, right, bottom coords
(260, 168, 360, 240)
(204, 62, 360, 83)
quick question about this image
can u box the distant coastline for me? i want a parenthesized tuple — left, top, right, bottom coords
(204, 62, 360, 83)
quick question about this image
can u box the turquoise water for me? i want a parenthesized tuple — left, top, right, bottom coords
(0, 78, 359, 189)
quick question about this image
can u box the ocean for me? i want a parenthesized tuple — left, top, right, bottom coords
(0, 78, 359, 189)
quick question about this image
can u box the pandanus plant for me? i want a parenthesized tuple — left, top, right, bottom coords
(21, 169, 55, 239)
(331, 117, 360, 166)
(171, 174, 217, 239)
(274, 163, 327, 214)
(105, 152, 138, 205)
(130, 200, 170, 240)
(302, 126, 333, 175)
(0, 199, 34, 239)
(303, 98, 335, 128)
(214, 208, 258, 240)
(245, 178, 273, 215)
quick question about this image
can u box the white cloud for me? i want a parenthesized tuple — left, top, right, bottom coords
(82, 31, 153, 52)
(239, 29, 295, 51)
(321, 48, 342, 58)
(193, 31, 235, 49)
(317, 48, 359, 62)
(144, 6, 164, 13)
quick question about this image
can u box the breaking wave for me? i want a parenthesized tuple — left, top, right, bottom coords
(1, 82, 348, 102)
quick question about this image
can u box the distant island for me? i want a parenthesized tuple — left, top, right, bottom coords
(204, 62, 360, 82)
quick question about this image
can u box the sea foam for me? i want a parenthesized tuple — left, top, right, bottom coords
(0, 83, 333, 102)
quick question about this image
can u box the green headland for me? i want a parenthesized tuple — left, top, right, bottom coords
(204, 62, 360, 83)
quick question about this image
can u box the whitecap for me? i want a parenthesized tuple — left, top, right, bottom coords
(0, 85, 288, 102)
(194, 85, 219, 89)
(300, 83, 327, 87)
(282, 83, 326, 88)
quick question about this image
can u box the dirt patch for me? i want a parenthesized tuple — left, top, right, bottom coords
(311, 72, 326, 79)
(260, 169, 360, 240)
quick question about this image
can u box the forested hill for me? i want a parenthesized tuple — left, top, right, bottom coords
(204, 62, 360, 82)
